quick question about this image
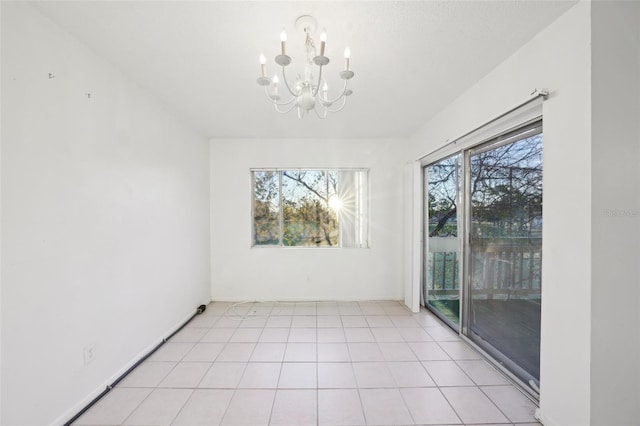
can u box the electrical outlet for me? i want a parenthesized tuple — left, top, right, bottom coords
(83, 344, 96, 365)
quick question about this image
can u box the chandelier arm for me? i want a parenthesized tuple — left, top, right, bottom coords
(280, 66, 301, 97)
(322, 79, 350, 104)
(313, 102, 329, 119)
(263, 86, 297, 106)
(274, 101, 299, 114)
(331, 99, 348, 113)
(323, 95, 348, 113)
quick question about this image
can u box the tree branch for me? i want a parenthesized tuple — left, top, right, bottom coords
(282, 171, 328, 202)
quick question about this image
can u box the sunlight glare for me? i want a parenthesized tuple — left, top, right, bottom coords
(328, 195, 344, 212)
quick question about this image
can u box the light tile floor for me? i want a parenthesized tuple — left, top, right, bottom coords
(74, 300, 540, 426)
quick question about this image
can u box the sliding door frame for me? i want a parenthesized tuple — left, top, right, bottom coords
(463, 120, 543, 399)
(418, 94, 546, 400)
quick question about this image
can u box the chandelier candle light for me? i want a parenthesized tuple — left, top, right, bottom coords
(257, 15, 354, 119)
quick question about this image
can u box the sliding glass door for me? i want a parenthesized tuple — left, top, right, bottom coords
(422, 119, 543, 393)
(465, 123, 543, 388)
(424, 154, 462, 328)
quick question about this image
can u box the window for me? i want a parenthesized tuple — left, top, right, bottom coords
(252, 169, 369, 248)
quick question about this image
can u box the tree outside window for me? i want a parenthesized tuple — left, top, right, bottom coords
(252, 169, 368, 248)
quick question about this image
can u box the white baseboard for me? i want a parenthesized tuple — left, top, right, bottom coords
(535, 407, 559, 426)
(209, 297, 403, 303)
(53, 306, 201, 425)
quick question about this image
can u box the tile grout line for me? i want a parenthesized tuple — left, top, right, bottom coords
(78, 301, 539, 425)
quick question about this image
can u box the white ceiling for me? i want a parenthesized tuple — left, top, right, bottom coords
(32, 1, 576, 139)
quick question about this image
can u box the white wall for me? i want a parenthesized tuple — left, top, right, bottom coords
(590, 1, 640, 424)
(210, 138, 406, 301)
(409, 3, 592, 425)
(1, 3, 210, 425)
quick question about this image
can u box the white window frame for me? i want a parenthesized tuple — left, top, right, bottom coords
(251, 168, 370, 248)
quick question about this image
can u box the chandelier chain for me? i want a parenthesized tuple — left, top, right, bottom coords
(304, 28, 316, 65)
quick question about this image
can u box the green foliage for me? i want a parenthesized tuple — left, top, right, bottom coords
(253, 171, 280, 245)
(427, 299, 460, 325)
(428, 251, 459, 291)
(283, 197, 338, 246)
(253, 170, 339, 247)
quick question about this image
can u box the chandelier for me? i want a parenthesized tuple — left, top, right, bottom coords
(256, 15, 354, 119)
